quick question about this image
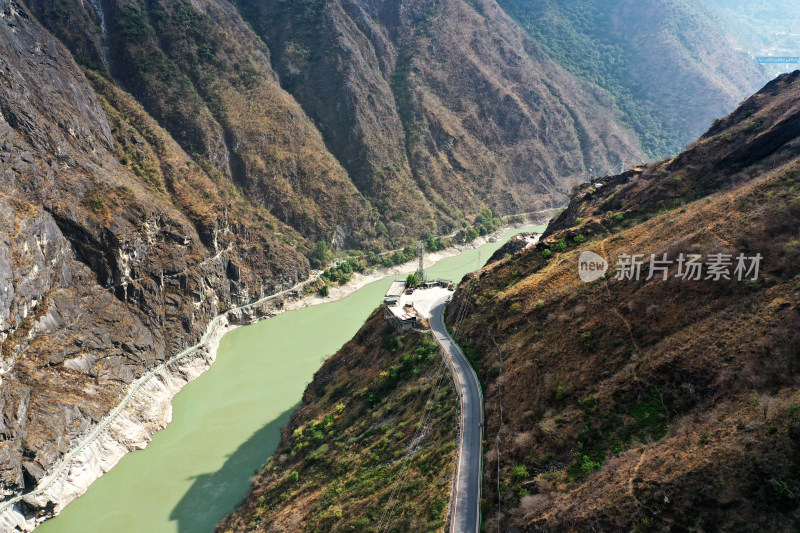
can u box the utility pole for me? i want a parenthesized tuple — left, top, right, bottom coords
(416, 240, 425, 283)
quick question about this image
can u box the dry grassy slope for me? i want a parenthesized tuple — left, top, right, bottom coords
(26, 0, 380, 248)
(447, 72, 800, 531)
(22, 0, 770, 245)
(0, 0, 308, 515)
(217, 311, 458, 532)
(233, 0, 645, 236)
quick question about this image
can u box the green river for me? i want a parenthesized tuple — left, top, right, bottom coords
(37, 225, 543, 533)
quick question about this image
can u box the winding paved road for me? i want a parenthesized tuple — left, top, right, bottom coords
(430, 303, 483, 533)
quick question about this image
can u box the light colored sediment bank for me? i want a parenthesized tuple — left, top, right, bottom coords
(0, 318, 232, 532)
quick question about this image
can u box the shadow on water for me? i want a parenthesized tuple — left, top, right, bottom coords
(169, 404, 298, 533)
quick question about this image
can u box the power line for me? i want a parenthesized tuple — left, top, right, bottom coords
(374, 359, 451, 532)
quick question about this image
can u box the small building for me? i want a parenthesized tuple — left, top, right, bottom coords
(384, 280, 407, 305)
(436, 278, 454, 290)
(384, 305, 419, 332)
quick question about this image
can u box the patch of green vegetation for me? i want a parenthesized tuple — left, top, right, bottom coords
(566, 389, 668, 481)
(740, 119, 761, 134)
(311, 241, 331, 269)
(580, 331, 595, 352)
(769, 477, 799, 505)
(511, 464, 529, 481)
(497, 0, 687, 157)
(461, 343, 482, 369)
(626, 390, 668, 441)
(568, 424, 606, 480)
(231, 323, 457, 532)
(84, 196, 105, 213)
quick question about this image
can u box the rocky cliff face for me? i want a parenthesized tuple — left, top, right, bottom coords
(28, 0, 380, 247)
(0, 0, 307, 525)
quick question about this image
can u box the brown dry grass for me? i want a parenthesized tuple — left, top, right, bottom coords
(449, 75, 800, 530)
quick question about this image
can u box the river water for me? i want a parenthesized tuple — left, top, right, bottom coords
(37, 225, 543, 533)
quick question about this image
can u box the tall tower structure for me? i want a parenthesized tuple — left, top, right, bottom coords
(416, 241, 425, 283)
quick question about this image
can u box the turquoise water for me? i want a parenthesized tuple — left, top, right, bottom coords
(37, 226, 543, 533)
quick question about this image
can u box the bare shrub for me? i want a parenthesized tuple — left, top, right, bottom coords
(485, 447, 499, 464)
(758, 395, 782, 421)
(513, 430, 534, 454)
(519, 493, 553, 518)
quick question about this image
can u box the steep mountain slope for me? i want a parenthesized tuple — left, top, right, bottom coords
(216, 311, 458, 532)
(498, 0, 770, 157)
(0, 0, 310, 526)
(222, 0, 647, 232)
(25, 0, 647, 242)
(26, 0, 380, 247)
(446, 71, 800, 530)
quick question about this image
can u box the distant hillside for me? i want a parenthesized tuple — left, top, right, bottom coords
(498, 0, 770, 158)
(708, 0, 800, 77)
(447, 71, 800, 530)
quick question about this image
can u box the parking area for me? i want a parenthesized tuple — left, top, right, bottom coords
(397, 286, 452, 318)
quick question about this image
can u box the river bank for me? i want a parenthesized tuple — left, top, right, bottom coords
(12, 215, 550, 532)
(0, 317, 232, 532)
(286, 213, 552, 312)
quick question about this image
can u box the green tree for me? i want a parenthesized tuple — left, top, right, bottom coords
(406, 273, 419, 287)
(512, 464, 529, 481)
(312, 241, 330, 268)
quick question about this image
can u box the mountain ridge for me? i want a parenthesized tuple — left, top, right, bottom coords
(444, 70, 800, 531)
